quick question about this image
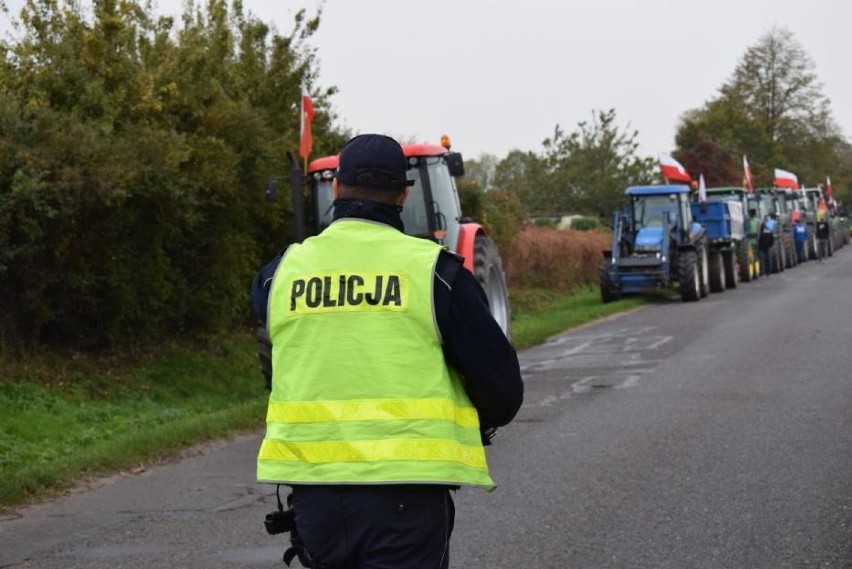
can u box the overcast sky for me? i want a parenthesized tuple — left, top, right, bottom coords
(3, 0, 850, 162)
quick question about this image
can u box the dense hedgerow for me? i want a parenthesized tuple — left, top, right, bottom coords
(0, 1, 347, 349)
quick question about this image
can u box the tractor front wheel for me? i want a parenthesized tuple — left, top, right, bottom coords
(599, 259, 620, 303)
(679, 251, 700, 302)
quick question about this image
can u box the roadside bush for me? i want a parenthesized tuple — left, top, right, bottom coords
(457, 180, 527, 248)
(570, 216, 603, 231)
(503, 225, 610, 290)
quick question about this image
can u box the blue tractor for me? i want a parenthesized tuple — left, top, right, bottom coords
(599, 185, 709, 302)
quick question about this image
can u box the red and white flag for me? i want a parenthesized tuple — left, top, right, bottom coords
(298, 86, 315, 159)
(774, 168, 798, 189)
(698, 174, 707, 202)
(659, 153, 692, 183)
(742, 155, 754, 193)
(826, 176, 833, 200)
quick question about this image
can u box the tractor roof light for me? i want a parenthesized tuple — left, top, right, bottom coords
(321, 170, 335, 180)
(440, 135, 451, 150)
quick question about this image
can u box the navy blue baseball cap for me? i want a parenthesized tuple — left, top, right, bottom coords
(337, 134, 415, 192)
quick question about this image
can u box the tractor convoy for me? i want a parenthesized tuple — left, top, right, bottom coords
(599, 177, 847, 303)
(270, 134, 846, 319)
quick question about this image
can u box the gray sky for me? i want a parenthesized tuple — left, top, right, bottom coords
(3, 0, 850, 161)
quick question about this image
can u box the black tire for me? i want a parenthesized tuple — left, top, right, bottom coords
(474, 234, 512, 341)
(698, 246, 710, 298)
(679, 250, 700, 302)
(598, 259, 620, 303)
(737, 241, 752, 283)
(772, 243, 782, 273)
(709, 250, 725, 293)
(786, 235, 797, 267)
(807, 234, 817, 260)
(723, 250, 738, 289)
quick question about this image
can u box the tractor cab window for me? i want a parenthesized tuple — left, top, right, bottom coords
(315, 178, 335, 229)
(312, 169, 431, 237)
(634, 195, 678, 229)
(759, 193, 775, 215)
(402, 156, 462, 247)
(400, 166, 431, 239)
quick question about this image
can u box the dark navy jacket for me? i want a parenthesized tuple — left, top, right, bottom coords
(250, 199, 524, 430)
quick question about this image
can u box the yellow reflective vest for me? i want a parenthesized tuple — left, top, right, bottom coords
(257, 219, 493, 488)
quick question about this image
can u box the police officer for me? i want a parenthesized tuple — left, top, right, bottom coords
(251, 134, 524, 568)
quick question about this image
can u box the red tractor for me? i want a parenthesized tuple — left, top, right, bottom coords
(278, 136, 512, 339)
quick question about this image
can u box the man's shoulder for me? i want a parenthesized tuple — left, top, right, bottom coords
(435, 250, 464, 288)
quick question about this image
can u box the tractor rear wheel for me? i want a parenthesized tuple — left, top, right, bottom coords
(807, 234, 817, 260)
(772, 244, 782, 273)
(474, 234, 512, 341)
(679, 251, 700, 302)
(598, 259, 620, 303)
(787, 236, 797, 267)
(723, 250, 738, 288)
(709, 250, 725, 293)
(698, 246, 710, 298)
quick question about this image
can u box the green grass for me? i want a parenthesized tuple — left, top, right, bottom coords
(0, 287, 645, 510)
(511, 286, 647, 350)
(0, 335, 267, 509)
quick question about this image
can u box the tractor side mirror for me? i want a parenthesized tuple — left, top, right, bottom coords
(446, 152, 465, 177)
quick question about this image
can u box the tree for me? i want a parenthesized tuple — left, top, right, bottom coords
(674, 140, 740, 187)
(464, 153, 500, 191)
(721, 27, 838, 144)
(492, 149, 551, 215)
(542, 109, 655, 219)
(675, 27, 848, 193)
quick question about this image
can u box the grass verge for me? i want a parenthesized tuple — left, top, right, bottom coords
(0, 335, 267, 510)
(0, 287, 644, 510)
(511, 286, 646, 350)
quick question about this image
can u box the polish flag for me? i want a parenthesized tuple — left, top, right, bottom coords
(659, 153, 692, 183)
(774, 168, 798, 189)
(742, 155, 754, 193)
(299, 86, 315, 159)
(826, 176, 833, 200)
(698, 174, 707, 203)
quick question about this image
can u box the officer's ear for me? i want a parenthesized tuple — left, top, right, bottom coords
(332, 177, 341, 200)
(397, 187, 410, 206)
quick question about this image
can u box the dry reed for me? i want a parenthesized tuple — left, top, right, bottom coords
(502, 226, 611, 290)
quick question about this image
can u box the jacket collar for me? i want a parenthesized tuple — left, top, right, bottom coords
(332, 199, 404, 233)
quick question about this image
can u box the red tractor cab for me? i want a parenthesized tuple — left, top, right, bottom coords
(298, 138, 511, 339)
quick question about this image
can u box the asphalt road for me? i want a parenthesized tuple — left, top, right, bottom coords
(3, 249, 851, 569)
